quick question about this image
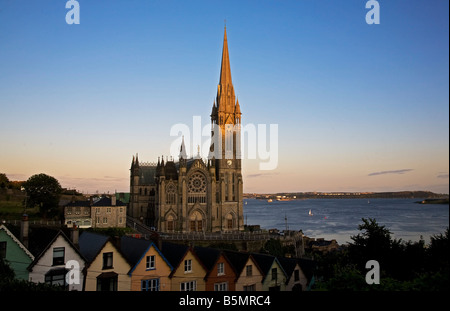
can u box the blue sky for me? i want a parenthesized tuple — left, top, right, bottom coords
(0, 0, 448, 194)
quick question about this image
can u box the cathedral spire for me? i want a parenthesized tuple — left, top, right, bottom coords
(179, 135, 187, 160)
(219, 26, 232, 87)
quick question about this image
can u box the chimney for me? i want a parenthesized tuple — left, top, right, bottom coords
(71, 223, 79, 247)
(20, 214, 29, 249)
(111, 195, 116, 206)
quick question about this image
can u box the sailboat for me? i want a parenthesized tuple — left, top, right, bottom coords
(308, 209, 313, 216)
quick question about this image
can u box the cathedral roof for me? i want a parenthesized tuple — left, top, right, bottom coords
(138, 165, 157, 185)
(164, 160, 178, 180)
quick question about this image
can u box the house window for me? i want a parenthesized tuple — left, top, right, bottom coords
(106, 207, 111, 214)
(184, 259, 192, 273)
(141, 278, 160, 291)
(217, 262, 224, 275)
(103, 252, 113, 269)
(96, 208, 100, 214)
(52, 247, 65, 265)
(246, 265, 253, 277)
(214, 282, 228, 291)
(146, 255, 155, 270)
(180, 281, 196, 291)
(103, 217, 108, 224)
(0, 241, 6, 259)
(45, 269, 67, 287)
(97, 274, 117, 291)
(96, 216, 100, 224)
(271, 268, 277, 281)
(243, 284, 256, 291)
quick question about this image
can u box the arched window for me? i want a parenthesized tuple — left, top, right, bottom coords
(187, 173, 206, 204)
(167, 215, 174, 232)
(226, 213, 234, 230)
(189, 211, 203, 232)
(166, 183, 176, 204)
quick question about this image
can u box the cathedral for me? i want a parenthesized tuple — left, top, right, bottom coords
(128, 27, 244, 233)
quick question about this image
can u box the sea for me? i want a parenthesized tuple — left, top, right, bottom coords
(243, 198, 449, 245)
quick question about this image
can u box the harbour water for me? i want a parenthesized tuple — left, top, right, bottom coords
(243, 198, 449, 245)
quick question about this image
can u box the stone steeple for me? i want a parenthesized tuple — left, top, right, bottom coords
(215, 26, 236, 118)
(219, 26, 232, 87)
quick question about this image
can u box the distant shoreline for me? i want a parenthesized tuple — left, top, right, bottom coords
(244, 191, 449, 200)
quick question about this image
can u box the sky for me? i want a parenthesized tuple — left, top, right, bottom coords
(0, 0, 448, 194)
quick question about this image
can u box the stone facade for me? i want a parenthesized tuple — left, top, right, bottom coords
(64, 196, 127, 229)
(129, 27, 244, 233)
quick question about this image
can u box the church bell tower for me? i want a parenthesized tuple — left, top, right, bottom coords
(210, 26, 244, 230)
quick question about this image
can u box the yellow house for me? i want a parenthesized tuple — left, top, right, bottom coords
(167, 246, 207, 291)
(120, 236, 173, 291)
(79, 232, 131, 291)
(224, 251, 264, 291)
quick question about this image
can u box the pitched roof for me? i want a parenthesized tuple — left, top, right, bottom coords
(0, 224, 34, 261)
(297, 258, 316, 284)
(160, 242, 207, 278)
(251, 253, 288, 283)
(120, 236, 173, 275)
(93, 197, 126, 206)
(193, 246, 221, 272)
(250, 253, 275, 276)
(222, 250, 264, 279)
(160, 242, 189, 269)
(277, 256, 298, 284)
(28, 230, 86, 271)
(78, 231, 109, 263)
(120, 235, 152, 267)
(138, 165, 157, 185)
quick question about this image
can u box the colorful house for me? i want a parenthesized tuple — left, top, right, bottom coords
(121, 236, 173, 291)
(223, 250, 264, 291)
(278, 257, 309, 291)
(79, 231, 131, 291)
(0, 224, 34, 281)
(194, 246, 237, 291)
(252, 253, 288, 291)
(27, 230, 86, 291)
(162, 242, 207, 291)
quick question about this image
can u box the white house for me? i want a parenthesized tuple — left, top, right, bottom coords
(28, 230, 86, 291)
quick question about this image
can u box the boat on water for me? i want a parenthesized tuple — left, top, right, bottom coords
(267, 199, 273, 203)
(308, 209, 313, 216)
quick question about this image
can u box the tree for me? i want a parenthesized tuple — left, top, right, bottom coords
(262, 238, 284, 257)
(23, 173, 62, 219)
(0, 173, 9, 189)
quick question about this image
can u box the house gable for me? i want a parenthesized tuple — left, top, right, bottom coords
(169, 248, 207, 291)
(84, 240, 131, 291)
(0, 225, 34, 280)
(27, 231, 86, 291)
(126, 240, 173, 291)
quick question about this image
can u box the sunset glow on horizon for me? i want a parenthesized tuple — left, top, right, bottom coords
(0, 0, 448, 194)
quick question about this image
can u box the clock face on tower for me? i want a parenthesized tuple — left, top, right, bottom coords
(227, 160, 232, 167)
